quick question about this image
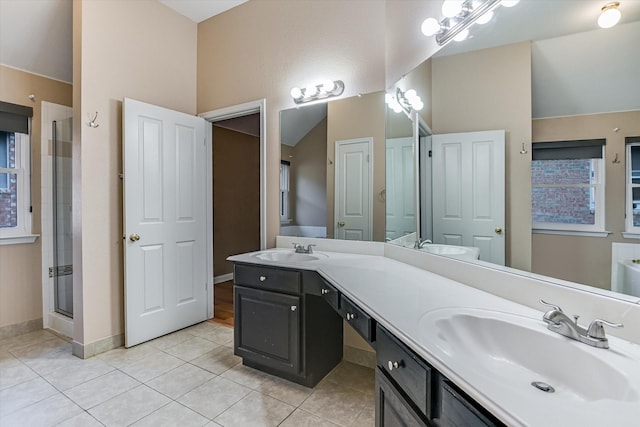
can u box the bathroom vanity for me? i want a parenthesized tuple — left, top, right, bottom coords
(228, 243, 640, 427)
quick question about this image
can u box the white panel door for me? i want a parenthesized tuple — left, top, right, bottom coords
(385, 137, 415, 240)
(432, 130, 505, 265)
(123, 98, 208, 347)
(335, 138, 372, 241)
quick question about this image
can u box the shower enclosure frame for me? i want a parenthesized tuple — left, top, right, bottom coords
(41, 101, 74, 338)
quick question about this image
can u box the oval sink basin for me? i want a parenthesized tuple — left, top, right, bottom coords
(419, 308, 637, 403)
(252, 249, 328, 262)
(419, 244, 480, 259)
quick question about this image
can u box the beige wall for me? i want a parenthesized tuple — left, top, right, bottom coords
(326, 92, 387, 241)
(532, 110, 640, 289)
(290, 118, 327, 227)
(213, 126, 261, 276)
(74, 0, 197, 345)
(197, 1, 386, 248)
(0, 65, 72, 329)
(431, 42, 533, 271)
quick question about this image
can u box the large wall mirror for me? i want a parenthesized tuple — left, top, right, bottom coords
(279, 91, 387, 242)
(281, 0, 640, 301)
(386, 1, 640, 301)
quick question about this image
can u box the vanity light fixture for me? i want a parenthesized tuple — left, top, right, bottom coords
(386, 88, 424, 114)
(290, 79, 344, 104)
(422, 0, 519, 46)
(598, 2, 621, 28)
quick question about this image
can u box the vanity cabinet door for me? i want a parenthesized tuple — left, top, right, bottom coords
(234, 285, 301, 375)
(376, 367, 428, 427)
(439, 380, 501, 427)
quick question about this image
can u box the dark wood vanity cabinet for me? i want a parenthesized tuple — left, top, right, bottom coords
(233, 261, 504, 425)
(375, 324, 504, 427)
(233, 263, 342, 387)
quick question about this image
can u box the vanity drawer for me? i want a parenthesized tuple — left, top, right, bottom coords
(440, 379, 501, 427)
(376, 325, 432, 419)
(234, 264, 301, 294)
(305, 276, 340, 311)
(340, 295, 375, 343)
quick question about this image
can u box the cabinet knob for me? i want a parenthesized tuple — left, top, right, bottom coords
(290, 305, 297, 311)
(387, 360, 403, 371)
(346, 312, 357, 321)
(259, 275, 267, 282)
(321, 288, 330, 295)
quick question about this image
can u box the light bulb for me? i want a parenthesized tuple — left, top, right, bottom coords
(476, 10, 493, 24)
(442, 0, 463, 18)
(453, 28, 469, 42)
(501, 0, 519, 7)
(421, 17, 441, 36)
(413, 100, 424, 111)
(305, 85, 318, 97)
(290, 87, 302, 99)
(598, 3, 621, 28)
(321, 80, 336, 93)
(404, 89, 418, 102)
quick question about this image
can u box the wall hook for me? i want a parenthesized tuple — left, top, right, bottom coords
(520, 142, 528, 154)
(612, 153, 621, 164)
(87, 112, 100, 128)
(28, 94, 36, 102)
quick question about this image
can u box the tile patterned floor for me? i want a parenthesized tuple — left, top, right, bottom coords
(0, 322, 374, 426)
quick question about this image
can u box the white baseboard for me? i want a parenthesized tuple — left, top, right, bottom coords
(214, 273, 234, 284)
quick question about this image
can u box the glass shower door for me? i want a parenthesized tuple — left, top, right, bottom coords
(52, 118, 73, 317)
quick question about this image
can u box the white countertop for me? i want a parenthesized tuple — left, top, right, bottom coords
(228, 248, 640, 427)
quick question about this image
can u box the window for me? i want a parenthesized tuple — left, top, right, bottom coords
(626, 137, 640, 234)
(532, 139, 606, 234)
(280, 160, 290, 223)
(0, 101, 34, 243)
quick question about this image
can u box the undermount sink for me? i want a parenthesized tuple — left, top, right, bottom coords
(419, 244, 480, 259)
(419, 308, 638, 403)
(252, 249, 328, 262)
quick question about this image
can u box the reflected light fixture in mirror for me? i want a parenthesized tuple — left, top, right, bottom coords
(421, 0, 519, 45)
(385, 88, 424, 114)
(290, 79, 344, 104)
(598, 2, 622, 28)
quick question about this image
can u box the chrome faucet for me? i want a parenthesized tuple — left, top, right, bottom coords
(293, 243, 316, 254)
(539, 300, 623, 349)
(414, 239, 432, 249)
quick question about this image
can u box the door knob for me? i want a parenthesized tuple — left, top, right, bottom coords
(495, 227, 503, 234)
(129, 233, 140, 242)
(338, 221, 345, 227)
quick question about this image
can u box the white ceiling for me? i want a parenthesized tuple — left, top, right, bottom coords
(1, 0, 639, 85)
(157, 0, 247, 23)
(0, 0, 247, 83)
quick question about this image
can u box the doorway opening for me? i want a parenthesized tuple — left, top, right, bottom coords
(200, 100, 266, 327)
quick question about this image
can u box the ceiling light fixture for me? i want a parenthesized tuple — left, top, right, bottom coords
(290, 80, 344, 104)
(422, 0, 518, 46)
(598, 2, 621, 28)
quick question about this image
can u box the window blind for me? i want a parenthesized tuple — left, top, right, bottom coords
(0, 101, 33, 134)
(532, 138, 605, 161)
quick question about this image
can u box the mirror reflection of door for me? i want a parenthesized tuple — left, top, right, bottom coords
(335, 138, 373, 240)
(431, 130, 505, 265)
(385, 137, 415, 241)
